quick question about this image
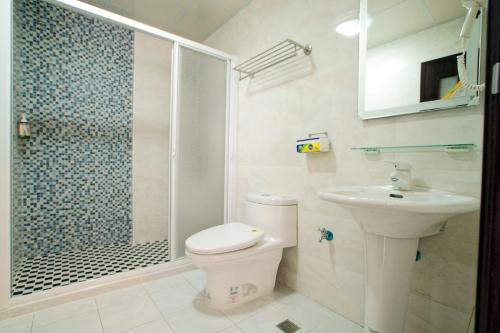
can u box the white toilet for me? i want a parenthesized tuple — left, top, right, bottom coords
(185, 193, 297, 310)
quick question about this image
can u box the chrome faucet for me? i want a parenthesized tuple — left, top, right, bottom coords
(385, 161, 412, 191)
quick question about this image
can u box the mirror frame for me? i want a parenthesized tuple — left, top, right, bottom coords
(358, 0, 483, 120)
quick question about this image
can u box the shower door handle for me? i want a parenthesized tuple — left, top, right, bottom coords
(492, 62, 499, 95)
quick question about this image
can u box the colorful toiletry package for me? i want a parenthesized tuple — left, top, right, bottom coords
(296, 136, 329, 153)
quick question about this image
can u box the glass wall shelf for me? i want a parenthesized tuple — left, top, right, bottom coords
(351, 144, 477, 154)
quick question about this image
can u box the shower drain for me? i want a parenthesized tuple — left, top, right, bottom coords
(276, 319, 300, 333)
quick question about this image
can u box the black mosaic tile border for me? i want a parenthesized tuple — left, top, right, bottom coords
(12, 240, 169, 297)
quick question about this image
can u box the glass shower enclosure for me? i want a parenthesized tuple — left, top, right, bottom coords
(172, 46, 229, 257)
(10, 0, 234, 297)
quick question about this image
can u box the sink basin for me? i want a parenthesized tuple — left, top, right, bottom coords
(317, 185, 479, 333)
(317, 185, 479, 238)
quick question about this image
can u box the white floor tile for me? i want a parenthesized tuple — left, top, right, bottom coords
(219, 325, 244, 333)
(308, 312, 363, 333)
(182, 269, 206, 291)
(95, 285, 146, 309)
(33, 297, 96, 327)
(0, 313, 33, 333)
(236, 306, 307, 333)
(98, 294, 162, 333)
(143, 275, 194, 295)
(223, 295, 274, 323)
(145, 276, 202, 318)
(270, 289, 336, 331)
(32, 310, 102, 333)
(123, 319, 174, 333)
(1, 273, 363, 333)
(165, 298, 233, 333)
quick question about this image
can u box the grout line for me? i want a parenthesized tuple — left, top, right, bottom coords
(181, 274, 203, 292)
(117, 318, 167, 333)
(142, 283, 177, 333)
(30, 312, 34, 333)
(369, 0, 408, 16)
(232, 322, 247, 333)
(95, 288, 166, 332)
(224, 295, 278, 327)
(149, 273, 233, 332)
(269, 290, 364, 332)
(30, 309, 100, 332)
(93, 298, 105, 333)
(162, 318, 176, 333)
(217, 323, 243, 333)
(224, 305, 263, 326)
(410, 289, 472, 315)
(419, 0, 437, 23)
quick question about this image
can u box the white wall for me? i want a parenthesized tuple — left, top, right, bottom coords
(204, 0, 482, 332)
(132, 31, 172, 244)
(366, 17, 464, 111)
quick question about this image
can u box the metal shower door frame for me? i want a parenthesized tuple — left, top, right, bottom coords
(168, 42, 237, 260)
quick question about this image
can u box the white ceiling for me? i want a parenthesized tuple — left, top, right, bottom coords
(368, 0, 466, 47)
(80, 0, 251, 42)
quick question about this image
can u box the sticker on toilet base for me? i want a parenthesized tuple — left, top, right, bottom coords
(229, 286, 240, 303)
(242, 283, 258, 297)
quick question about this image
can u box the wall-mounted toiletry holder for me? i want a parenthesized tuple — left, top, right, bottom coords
(296, 132, 330, 153)
(351, 143, 477, 154)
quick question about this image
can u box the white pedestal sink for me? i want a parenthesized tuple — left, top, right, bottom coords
(317, 185, 479, 333)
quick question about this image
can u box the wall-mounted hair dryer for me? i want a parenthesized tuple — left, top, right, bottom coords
(457, 0, 486, 92)
(460, 0, 483, 39)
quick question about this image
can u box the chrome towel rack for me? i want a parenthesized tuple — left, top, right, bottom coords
(233, 39, 312, 81)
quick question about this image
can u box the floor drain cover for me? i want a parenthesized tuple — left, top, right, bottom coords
(277, 319, 300, 333)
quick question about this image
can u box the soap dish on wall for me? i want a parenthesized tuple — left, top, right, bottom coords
(296, 132, 330, 153)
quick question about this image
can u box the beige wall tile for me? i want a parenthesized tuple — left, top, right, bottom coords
(132, 32, 172, 244)
(204, 0, 482, 329)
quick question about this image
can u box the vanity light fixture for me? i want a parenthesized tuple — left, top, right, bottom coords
(335, 18, 371, 37)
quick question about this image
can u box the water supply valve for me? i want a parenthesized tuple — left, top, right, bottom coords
(318, 227, 334, 242)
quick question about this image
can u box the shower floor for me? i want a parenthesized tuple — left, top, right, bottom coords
(12, 240, 169, 297)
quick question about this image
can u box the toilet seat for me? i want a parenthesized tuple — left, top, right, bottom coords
(186, 236, 282, 264)
(185, 222, 265, 255)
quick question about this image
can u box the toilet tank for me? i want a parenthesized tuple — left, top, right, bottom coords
(245, 193, 297, 248)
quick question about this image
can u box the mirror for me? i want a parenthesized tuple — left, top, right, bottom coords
(358, 0, 483, 119)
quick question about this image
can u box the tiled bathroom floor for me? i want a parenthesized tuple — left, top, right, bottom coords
(12, 240, 169, 297)
(0, 269, 363, 333)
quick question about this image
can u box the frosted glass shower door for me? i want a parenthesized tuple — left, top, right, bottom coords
(172, 46, 228, 258)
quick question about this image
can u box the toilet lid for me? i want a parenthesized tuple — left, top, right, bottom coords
(185, 222, 265, 255)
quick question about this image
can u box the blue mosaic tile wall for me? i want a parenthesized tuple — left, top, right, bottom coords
(12, 0, 134, 260)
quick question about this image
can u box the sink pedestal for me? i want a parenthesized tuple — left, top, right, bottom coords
(364, 233, 419, 333)
(317, 185, 480, 333)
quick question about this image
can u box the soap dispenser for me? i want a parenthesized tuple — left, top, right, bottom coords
(385, 161, 412, 191)
(17, 113, 31, 139)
